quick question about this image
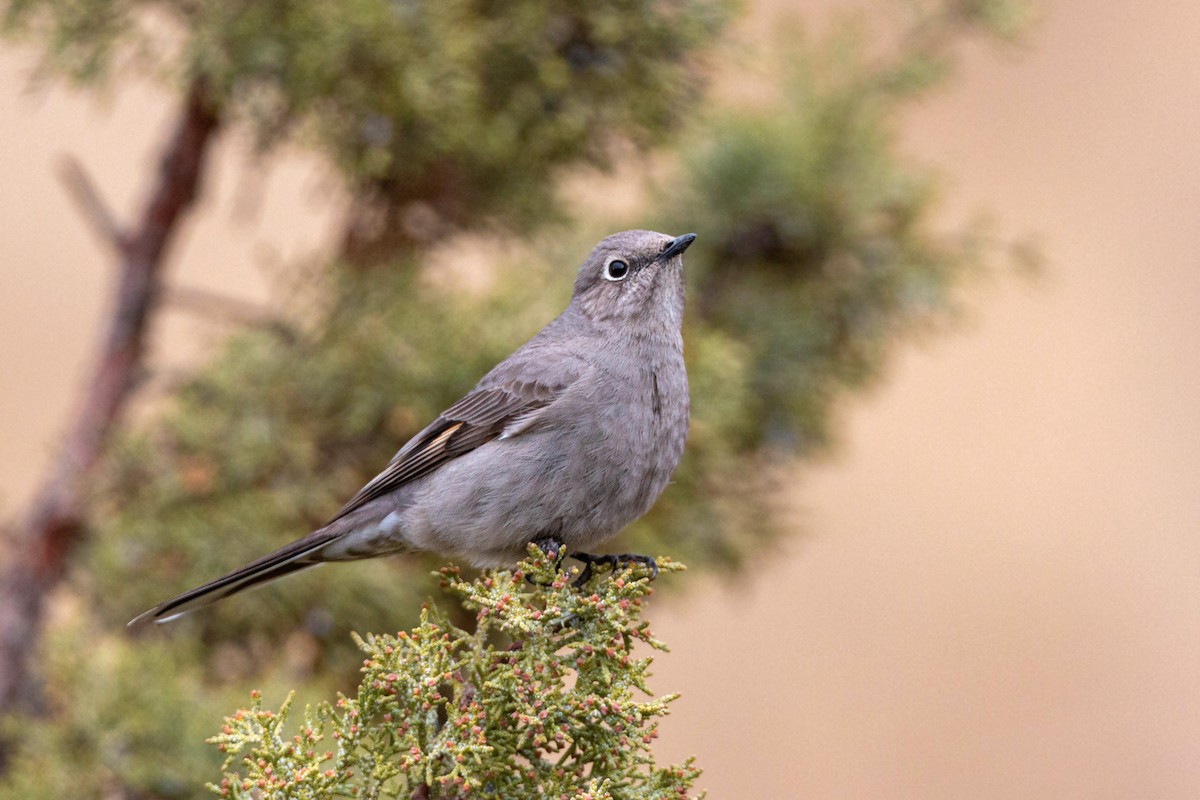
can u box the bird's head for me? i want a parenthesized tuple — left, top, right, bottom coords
(570, 229, 696, 327)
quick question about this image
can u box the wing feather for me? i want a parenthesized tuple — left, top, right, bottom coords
(325, 379, 574, 524)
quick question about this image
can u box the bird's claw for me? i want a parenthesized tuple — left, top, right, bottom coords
(569, 551, 658, 587)
(525, 539, 658, 588)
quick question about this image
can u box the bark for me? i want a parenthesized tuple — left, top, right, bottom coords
(0, 78, 220, 730)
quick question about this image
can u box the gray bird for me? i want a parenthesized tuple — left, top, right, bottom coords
(130, 229, 695, 626)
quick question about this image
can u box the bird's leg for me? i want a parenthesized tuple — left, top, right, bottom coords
(532, 536, 566, 566)
(570, 552, 659, 587)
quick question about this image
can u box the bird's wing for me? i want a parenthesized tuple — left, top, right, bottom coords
(325, 374, 578, 524)
(127, 379, 576, 627)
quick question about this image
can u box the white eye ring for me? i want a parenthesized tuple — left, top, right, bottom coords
(603, 257, 630, 281)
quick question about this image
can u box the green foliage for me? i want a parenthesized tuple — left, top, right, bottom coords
(3, 0, 727, 241)
(209, 548, 697, 799)
(0, 619, 224, 799)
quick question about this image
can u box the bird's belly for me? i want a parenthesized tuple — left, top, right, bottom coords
(403, 375, 686, 566)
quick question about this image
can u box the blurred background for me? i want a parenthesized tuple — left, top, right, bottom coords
(1, 0, 1198, 797)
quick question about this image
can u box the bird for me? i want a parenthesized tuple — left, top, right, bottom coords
(130, 229, 696, 626)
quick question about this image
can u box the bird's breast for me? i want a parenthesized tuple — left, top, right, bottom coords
(599, 344, 688, 517)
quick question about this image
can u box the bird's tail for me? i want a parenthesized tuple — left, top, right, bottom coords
(126, 529, 341, 628)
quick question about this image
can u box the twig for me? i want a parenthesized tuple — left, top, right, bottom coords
(163, 284, 290, 333)
(56, 154, 129, 254)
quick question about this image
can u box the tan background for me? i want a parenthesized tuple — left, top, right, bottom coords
(3, 1, 1199, 797)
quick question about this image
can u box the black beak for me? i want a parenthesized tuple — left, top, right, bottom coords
(657, 232, 697, 262)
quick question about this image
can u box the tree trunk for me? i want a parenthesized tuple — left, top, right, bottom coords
(0, 78, 220, 732)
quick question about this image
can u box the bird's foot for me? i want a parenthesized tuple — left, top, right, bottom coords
(527, 537, 567, 585)
(569, 551, 659, 588)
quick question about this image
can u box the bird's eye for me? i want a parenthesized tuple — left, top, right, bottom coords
(604, 258, 630, 281)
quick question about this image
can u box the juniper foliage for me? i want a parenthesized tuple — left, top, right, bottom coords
(209, 548, 696, 800)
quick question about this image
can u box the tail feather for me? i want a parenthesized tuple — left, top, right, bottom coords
(127, 530, 339, 628)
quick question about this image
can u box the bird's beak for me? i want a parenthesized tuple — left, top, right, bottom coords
(657, 233, 697, 262)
